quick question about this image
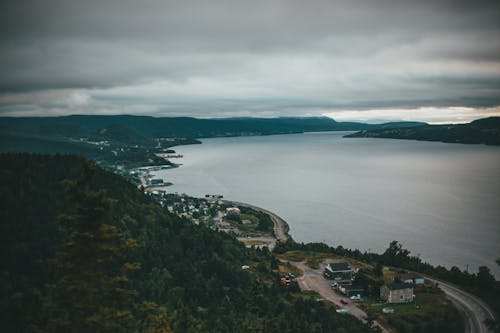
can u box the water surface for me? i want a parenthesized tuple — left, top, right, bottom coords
(153, 132, 500, 275)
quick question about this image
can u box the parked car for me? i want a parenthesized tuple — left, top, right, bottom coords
(340, 299, 348, 305)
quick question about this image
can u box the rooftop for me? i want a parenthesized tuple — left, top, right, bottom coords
(327, 262, 351, 272)
(400, 273, 423, 280)
(386, 282, 414, 291)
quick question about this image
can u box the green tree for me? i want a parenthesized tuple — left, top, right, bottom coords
(477, 266, 495, 290)
(382, 241, 410, 266)
(45, 162, 142, 333)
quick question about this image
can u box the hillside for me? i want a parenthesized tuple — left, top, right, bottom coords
(0, 115, 426, 139)
(0, 115, 425, 173)
(0, 153, 370, 333)
(344, 117, 500, 145)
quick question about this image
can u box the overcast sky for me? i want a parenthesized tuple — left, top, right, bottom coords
(1, 0, 500, 123)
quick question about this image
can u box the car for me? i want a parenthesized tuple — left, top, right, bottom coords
(340, 299, 348, 305)
(382, 307, 395, 314)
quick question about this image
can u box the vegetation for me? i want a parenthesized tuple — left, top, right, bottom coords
(345, 116, 500, 145)
(274, 239, 500, 319)
(0, 115, 426, 140)
(239, 206, 274, 234)
(371, 284, 464, 333)
(0, 153, 370, 333)
(277, 248, 463, 332)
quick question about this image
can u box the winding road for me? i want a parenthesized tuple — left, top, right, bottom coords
(424, 276, 496, 333)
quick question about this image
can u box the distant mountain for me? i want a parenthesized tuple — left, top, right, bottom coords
(0, 115, 426, 169)
(344, 117, 500, 145)
(0, 115, 426, 139)
(93, 124, 155, 147)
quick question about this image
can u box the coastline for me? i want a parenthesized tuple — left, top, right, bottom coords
(222, 200, 291, 242)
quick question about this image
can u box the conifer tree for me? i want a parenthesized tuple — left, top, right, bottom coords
(45, 161, 167, 333)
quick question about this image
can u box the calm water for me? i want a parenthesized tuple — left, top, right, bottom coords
(153, 132, 500, 276)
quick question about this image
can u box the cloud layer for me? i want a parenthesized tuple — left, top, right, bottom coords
(1, 0, 500, 122)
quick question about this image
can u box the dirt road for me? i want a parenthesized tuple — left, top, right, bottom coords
(288, 260, 389, 333)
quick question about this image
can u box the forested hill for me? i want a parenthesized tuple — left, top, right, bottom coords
(0, 115, 425, 139)
(344, 116, 500, 145)
(0, 153, 369, 333)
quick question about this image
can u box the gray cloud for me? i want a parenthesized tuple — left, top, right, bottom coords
(1, 0, 500, 121)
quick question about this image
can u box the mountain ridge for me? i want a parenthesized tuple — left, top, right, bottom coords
(0, 115, 426, 139)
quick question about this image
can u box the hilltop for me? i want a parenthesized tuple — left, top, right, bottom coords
(0, 115, 426, 139)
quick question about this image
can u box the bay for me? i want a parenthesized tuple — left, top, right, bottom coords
(152, 132, 500, 276)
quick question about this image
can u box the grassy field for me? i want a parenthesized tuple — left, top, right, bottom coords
(360, 281, 464, 332)
(277, 250, 338, 265)
(278, 262, 303, 277)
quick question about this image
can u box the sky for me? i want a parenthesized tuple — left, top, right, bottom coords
(1, 0, 500, 123)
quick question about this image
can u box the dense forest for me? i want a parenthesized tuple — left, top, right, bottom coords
(0, 153, 371, 333)
(345, 116, 500, 145)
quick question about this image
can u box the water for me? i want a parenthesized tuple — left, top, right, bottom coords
(152, 132, 500, 276)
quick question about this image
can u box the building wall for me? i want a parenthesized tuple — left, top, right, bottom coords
(388, 288, 413, 303)
(380, 286, 413, 303)
(380, 286, 390, 301)
(414, 278, 425, 285)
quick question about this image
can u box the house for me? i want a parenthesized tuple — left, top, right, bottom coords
(339, 284, 365, 300)
(399, 273, 425, 285)
(215, 221, 231, 229)
(324, 262, 352, 282)
(241, 219, 255, 225)
(380, 283, 414, 303)
(226, 207, 241, 215)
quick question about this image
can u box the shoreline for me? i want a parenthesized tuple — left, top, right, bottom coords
(222, 200, 291, 243)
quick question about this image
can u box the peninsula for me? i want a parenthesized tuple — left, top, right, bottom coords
(345, 117, 500, 145)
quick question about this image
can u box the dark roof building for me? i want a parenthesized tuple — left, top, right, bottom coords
(324, 262, 352, 281)
(329, 262, 351, 271)
(339, 284, 365, 299)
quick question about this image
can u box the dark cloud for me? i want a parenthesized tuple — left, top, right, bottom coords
(0, 0, 499, 121)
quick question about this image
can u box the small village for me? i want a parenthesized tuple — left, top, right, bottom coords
(273, 251, 457, 332)
(144, 191, 275, 241)
(323, 261, 424, 308)
(129, 170, 490, 333)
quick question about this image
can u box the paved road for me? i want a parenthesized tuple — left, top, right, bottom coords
(424, 276, 496, 333)
(288, 260, 389, 333)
